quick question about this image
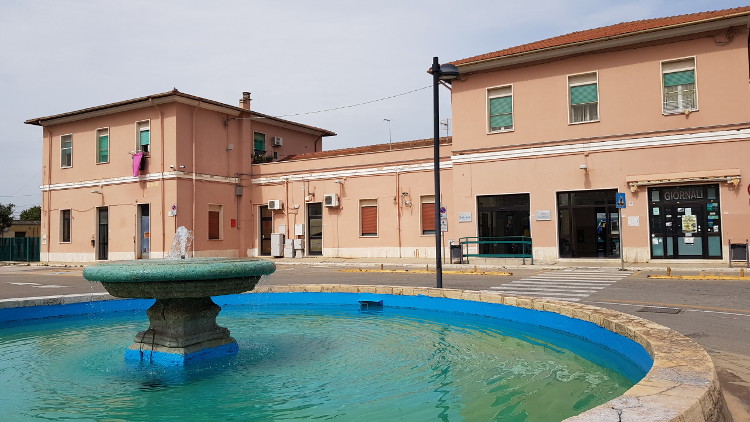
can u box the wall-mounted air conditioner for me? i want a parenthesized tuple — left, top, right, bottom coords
(272, 136, 284, 147)
(323, 193, 339, 207)
(268, 199, 283, 210)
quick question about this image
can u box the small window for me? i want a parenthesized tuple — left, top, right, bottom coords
(96, 128, 109, 164)
(420, 195, 436, 235)
(662, 58, 697, 114)
(60, 209, 71, 242)
(60, 134, 73, 168)
(360, 199, 378, 237)
(569, 73, 599, 123)
(208, 204, 222, 240)
(253, 132, 266, 154)
(488, 86, 513, 132)
(137, 120, 150, 153)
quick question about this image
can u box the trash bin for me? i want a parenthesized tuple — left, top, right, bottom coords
(450, 243, 463, 264)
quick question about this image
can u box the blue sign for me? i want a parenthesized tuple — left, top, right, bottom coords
(616, 193, 626, 209)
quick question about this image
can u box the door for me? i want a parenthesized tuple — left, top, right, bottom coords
(307, 203, 323, 256)
(96, 207, 108, 260)
(259, 205, 272, 256)
(558, 190, 619, 258)
(138, 204, 150, 259)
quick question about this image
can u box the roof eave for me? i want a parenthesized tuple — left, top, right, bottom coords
(455, 15, 750, 73)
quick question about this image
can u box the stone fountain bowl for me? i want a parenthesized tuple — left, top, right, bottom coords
(83, 258, 276, 299)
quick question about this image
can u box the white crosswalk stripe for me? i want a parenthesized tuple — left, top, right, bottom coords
(489, 269, 631, 302)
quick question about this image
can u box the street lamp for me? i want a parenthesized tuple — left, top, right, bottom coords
(431, 57, 460, 289)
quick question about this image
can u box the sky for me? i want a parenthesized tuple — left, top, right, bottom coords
(1, 0, 746, 216)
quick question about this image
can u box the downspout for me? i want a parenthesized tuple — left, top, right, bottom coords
(396, 171, 402, 258)
(149, 99, 166, 257)
(44, 126, 53, 262)
(192, 102, 201, 253)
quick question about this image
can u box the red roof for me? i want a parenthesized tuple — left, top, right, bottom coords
(279, 137, 451, 161)
(452, 6, 750, 66)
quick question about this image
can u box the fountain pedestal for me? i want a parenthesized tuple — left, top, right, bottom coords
(83, 258, 276, 366)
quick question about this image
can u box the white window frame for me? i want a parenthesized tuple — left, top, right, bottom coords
(208, 204, 223, 240)
(359, 199, 378, 238)
(136, 120, 151, 153)
(487, 85, 514, 133)
(96, 127, 109, 164)
(567, 72, 599, 124)
(60, 134, 73, 168)
(60, 209, 71, 243)
(661, 57, 698, 115)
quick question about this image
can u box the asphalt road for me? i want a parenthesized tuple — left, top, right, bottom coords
(1, 263, 749, 418)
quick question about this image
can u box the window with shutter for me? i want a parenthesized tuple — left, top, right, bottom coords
(421, 196, 435, 235)
(360, 200, 378, 236)
(136, 121, 150, 153)
(662, 58, 697, 114)
(254, 132, 266, 154)
(96, 128, 109, 164)
(568, 73, 599, 124)
(208, 205, 222, 240)
(60, 135, 73, 168)
(488, 86, 513, 132)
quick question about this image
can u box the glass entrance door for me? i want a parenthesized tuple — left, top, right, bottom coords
(558, 190, 619, 258)
(96, 207, 108, 260)
(307, 203, 323, 256)
(138, 204, 150, 259)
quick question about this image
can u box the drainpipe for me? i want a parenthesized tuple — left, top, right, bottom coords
(44, 126, 53, 262)
(191, 102, 201, 253)
(396, 171, 402, 258)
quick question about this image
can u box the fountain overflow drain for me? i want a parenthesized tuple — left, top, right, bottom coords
(636, 306, 683, 314)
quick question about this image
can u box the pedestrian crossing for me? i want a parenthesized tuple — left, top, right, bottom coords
(488, 269, 631, 302)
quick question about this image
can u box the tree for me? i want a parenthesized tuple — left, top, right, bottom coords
(19, 206, 41, 221)
(0, 203, 14, 233)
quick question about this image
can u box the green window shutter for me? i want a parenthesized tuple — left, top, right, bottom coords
(490, 114, 513, 128)
(254, 133, 266, 152)
(570, 83, 598, 105)
(140, 130, 150, 146)
(664, 70, 694, 87)
(489, 96, 512, 115)
(98, 135, 109, 162)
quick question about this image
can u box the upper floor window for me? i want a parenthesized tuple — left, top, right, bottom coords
(569, 72, 599, 124)
(488, 86, 513, 132)
(253, 132, 266, 154)
(136, 120, 150, 153)
(96, 128, 109, 164)
(662, 58, 696, 114)
(60, 134, 73, 168)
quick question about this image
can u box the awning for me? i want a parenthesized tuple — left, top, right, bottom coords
(625, 169, 741, 192)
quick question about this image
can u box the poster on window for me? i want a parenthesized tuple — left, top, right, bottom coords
(682, 214, 697, 233)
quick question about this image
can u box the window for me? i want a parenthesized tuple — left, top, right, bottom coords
(136, 121, 150, 153)
(208, 204, 222, 240)
(60, 134, 73, 168)
(60, 209, 71, 242)
(360, 199, 378, 237)
(254, 132, 266, 154)
(96, 128, 109, 163)
(488, 86, 513, 132)
(569, 73, 599, 123)
(420, 195, 436, 235)
(662, 58, 696, 114)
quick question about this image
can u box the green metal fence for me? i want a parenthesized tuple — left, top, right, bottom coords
(459, 236, 533, 264)
(0, 237, 41, 262)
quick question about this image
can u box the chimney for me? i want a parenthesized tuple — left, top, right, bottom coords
(240, 92, 251, 110)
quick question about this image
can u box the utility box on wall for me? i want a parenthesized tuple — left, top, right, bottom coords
(270, 233, 284, 257)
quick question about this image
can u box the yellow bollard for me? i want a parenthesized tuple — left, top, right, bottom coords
(741, 268, 745, 277)
(667, 267, 671, 276)
(474, 265, 477, 273)
(380, 264, 384, 271)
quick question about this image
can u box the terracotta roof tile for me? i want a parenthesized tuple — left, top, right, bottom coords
(279, 137, 451, 162)
(452, 6, 750, 66)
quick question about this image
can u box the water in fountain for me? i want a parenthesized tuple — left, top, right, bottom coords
(166, 226, 193, 259)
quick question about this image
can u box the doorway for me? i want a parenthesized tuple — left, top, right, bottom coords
(96, 207, 109, 260)
(259, 205, 272, 256)
(477, 194, 530, 255)
(307, 202, 323, 255)
(137, 204, 150, 259)
(558, 190, 620, 258)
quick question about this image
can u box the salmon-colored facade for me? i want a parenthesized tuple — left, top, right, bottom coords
(27, 7, 750, 264)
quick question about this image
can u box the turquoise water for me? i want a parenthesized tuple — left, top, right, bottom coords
(0, 302, 641, 421)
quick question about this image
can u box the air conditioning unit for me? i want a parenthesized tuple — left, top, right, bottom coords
(272, 136, 283, 147)
(323, 193, 339, 207)
(268, 199, 283, 210)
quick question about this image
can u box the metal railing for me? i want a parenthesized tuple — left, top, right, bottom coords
(458, 236, 533, 264)
(0, 237, 41, 262)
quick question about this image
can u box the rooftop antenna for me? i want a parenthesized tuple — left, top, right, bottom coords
(384, 118, 392, 149)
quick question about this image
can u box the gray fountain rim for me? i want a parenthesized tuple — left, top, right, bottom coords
(82, 257, 276, 283)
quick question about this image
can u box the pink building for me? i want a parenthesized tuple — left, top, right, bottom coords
(27, 6, 750, 264)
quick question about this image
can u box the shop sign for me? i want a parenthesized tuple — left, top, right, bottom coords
(662, 188, 704, 202)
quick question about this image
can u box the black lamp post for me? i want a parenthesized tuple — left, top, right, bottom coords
(431, 57, 460, 288)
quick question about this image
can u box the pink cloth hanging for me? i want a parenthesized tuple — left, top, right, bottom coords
(132, 153, 144, 177)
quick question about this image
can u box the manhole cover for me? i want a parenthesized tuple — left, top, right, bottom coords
(637, 306, 683, 314)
